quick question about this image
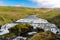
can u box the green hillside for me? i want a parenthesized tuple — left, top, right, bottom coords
(0, 6, 60, 27)
(0, 6, 60, 40)
(28, 31, 59, 40)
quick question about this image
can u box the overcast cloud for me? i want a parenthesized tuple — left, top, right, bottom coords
(30, 0, 60, 8)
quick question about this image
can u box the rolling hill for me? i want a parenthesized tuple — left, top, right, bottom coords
(0, 6, 60, 28)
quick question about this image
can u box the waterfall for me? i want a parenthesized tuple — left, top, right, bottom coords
(0, 21, 60, 35)
(1, 23, 18, 29)
(0, 15, 60, 35)
(0, 23, 18, 35)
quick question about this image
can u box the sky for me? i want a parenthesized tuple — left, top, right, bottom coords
(0, 0, 60, 8)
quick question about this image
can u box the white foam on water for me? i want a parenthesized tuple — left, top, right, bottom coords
(0, 15, 60, 35)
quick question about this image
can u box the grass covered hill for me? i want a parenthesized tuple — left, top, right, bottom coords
(28, 31, 59, 40)
(0, 6, 60, 26)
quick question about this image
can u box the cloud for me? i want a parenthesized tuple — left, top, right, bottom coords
(14, 5, 22, 7)
(30, 0, 60, 8)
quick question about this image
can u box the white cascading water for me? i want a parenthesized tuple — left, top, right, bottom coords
(0, 15, 60, 35)
(0, 23, 18, 35)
